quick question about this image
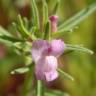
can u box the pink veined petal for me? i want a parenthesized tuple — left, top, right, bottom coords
(44, 56, 58, 81)
(50, 39, 66, 57)
(31, 39, 49, 62)
(44, 70, 58, 81)
(44, 56, 58, 71)
(35, 56, 58, 81)
(35, 57, 45, 80)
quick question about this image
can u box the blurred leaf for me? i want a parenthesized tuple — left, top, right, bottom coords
(44, 20, 51, 40)
(42, 0, 48, 26)
(66, 44, 94, 54)
(23, 17, 29, 30)
(53, 0, 60, 14)
(53, 2, 96, 36)
(17, 15, 31, 38)
(0, 35, 24, 42)
(0, 26, 12, 36)
(58, 69, 74, 81)
(17, 15, 37, 40)
(12, 42, 32, 55)
(0, 26, 24, 43)
(11, 67, 29, 74)
(46, 90, 70, 96)
(25, 56, 33, 66)
(31, 0, 39, 29)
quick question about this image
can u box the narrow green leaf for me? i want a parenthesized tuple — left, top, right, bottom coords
(44, 20, 51, 40)
(17, 14, 31, 38)
(17, 15, 37, 40)
(66, 44, 94, 54)
(0, 26, 24, 43)
(11, 67, 29, 74)
(31, 0, 39, 29)
(0, 26, 12, 36)
(0, 39, 13, 46)
(53, 3, 96, 36)
(53, 0, 60, 14)
(59, 3, 96, 32)
(46, 90, 70, 96)
(42, 0, 48, 26)
(58, 68, 74, 81)
(29, 26, 37, 34)
(23, 17, 29, 29)
(12, 22, 18, 34)
(0, 35, 24, 42)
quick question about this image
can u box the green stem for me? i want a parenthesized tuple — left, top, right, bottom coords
(37, 80, 44, 96)
(20, 64, 34, 96)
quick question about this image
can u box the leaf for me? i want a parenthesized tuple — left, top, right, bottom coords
(66, 44, 94, 54)
(42, 0, 48, 26)
(43, 20, 51, 40)
(58, 68, 74, 81)
(0, 39, 13, 46)
(0, 35, 24, 42)
(0, 26, 24, 43)
(17, 15, 31, 38)
(30, 0, 39, 29)
(53, 3, 96, 36)
(11, 67, 29, 74)
(46, 90, 70, 96)
(0, 26, 12, 36)
(53, 0, 60, 14)
(23, 17, 29, 29)
(17, 15, 37, 40)
(25, 56, 33, 66)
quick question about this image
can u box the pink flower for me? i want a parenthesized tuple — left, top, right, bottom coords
(49, 15, 58, 32)
(31, 39, 66, 81)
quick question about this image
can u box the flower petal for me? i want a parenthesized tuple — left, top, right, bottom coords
(44, 56, 58, 81)
(35, 57, 45, 80)
(44, 71, 58, 81)
(35, 56, 58, 81)
(50, 39, 66, 57)
(31, 39, 49, 62)
(44, 56, 58, 71)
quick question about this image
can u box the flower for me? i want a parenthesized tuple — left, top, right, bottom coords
(49, 15, 58, 32)
(31, 39, 66, 81)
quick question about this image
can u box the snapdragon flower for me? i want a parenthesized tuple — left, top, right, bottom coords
(31, 39, 66, 81)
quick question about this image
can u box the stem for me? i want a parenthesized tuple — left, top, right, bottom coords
(20, 64, 34, 96)
(37, 80, 44, 96)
